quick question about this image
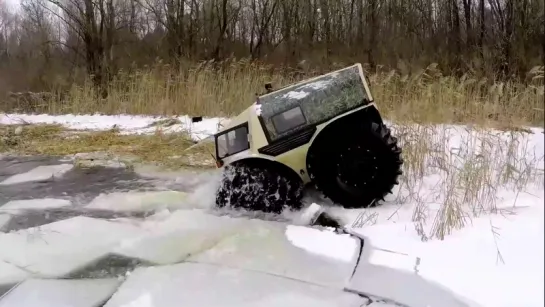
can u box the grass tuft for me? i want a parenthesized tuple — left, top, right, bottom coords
(0, 124, 215, 169)
(387, 124, 543, 240)
(351, 123, 543, 241)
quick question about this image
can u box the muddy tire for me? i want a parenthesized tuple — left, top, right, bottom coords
(215, 160, 304, 214)
(306, 121, 403, 208)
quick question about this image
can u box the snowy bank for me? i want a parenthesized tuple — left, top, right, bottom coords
(0, 113, 229, 141)
(0, 111, 543, 306)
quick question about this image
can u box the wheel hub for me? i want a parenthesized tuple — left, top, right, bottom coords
(336, 145, 380, 194)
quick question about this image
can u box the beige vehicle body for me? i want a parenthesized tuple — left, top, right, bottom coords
(214, 63, 379, 182)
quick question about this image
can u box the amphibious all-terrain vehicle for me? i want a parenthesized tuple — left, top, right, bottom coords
(213, 64, 403, 213)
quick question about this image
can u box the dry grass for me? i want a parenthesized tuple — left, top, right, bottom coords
(352, 123, 544, 241)
(9, 60, 542, 128)
(0, 124, 216, 169)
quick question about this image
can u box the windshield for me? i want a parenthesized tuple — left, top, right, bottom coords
(257, 65, 369, 141)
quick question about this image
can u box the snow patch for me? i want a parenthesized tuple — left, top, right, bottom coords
(0, 114, 153, 130)
(253, 104, 262, 115)
(282, 91, 310, 100)
(349, 202, 544, 307)
(301, 80, 333, 90)
(0, 113, 225, 141)
(0, 164, 73, 186)
(285, 225, 358, 263)
(119, 292, 154, 307)
(127, 116, 223, 141)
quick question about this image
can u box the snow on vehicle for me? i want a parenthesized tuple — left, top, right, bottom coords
(213, 63, 403, 213)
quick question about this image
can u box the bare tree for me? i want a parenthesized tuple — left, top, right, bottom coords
(0, 0, 543, 93)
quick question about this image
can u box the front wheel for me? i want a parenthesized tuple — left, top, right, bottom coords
(215, 160, 304, 214)
(307, 122, 403, 208)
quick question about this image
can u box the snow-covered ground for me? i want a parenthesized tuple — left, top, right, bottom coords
(0, 113, 227, 141)
(0, 112, 544, 307)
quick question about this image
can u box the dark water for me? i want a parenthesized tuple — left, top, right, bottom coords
(0, 156, 161, 204)
(0, 155, 210, 286)
(0, 155, 177, 231)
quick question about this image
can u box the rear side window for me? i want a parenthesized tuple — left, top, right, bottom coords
(216, 124, 250, 159)
(257, 65, 368, 142)
(271, 106, 307, 134)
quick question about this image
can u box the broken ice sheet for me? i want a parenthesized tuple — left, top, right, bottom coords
(0, 199, 71, 215)
(0, 216, 146, 277)
(285, 225, 357, 263)
(102, 262, 364, 307)
(0, 164, 74, 186)
(113, 209, 244, 264)
(0, 260, 30, 287)
(188, 219, 358, 288)
(0, 278, 121, 307)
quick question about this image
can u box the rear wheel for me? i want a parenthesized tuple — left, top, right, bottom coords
(306, 121, 403, 208)
(215, 160, 304, 214)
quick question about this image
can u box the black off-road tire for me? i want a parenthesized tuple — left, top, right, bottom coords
(215, 160, 304, 214)
(306, 121, 403, 208)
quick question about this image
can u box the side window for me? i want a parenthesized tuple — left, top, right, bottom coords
(271, 106, 306, 134)
(216, 124, 250, 159)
